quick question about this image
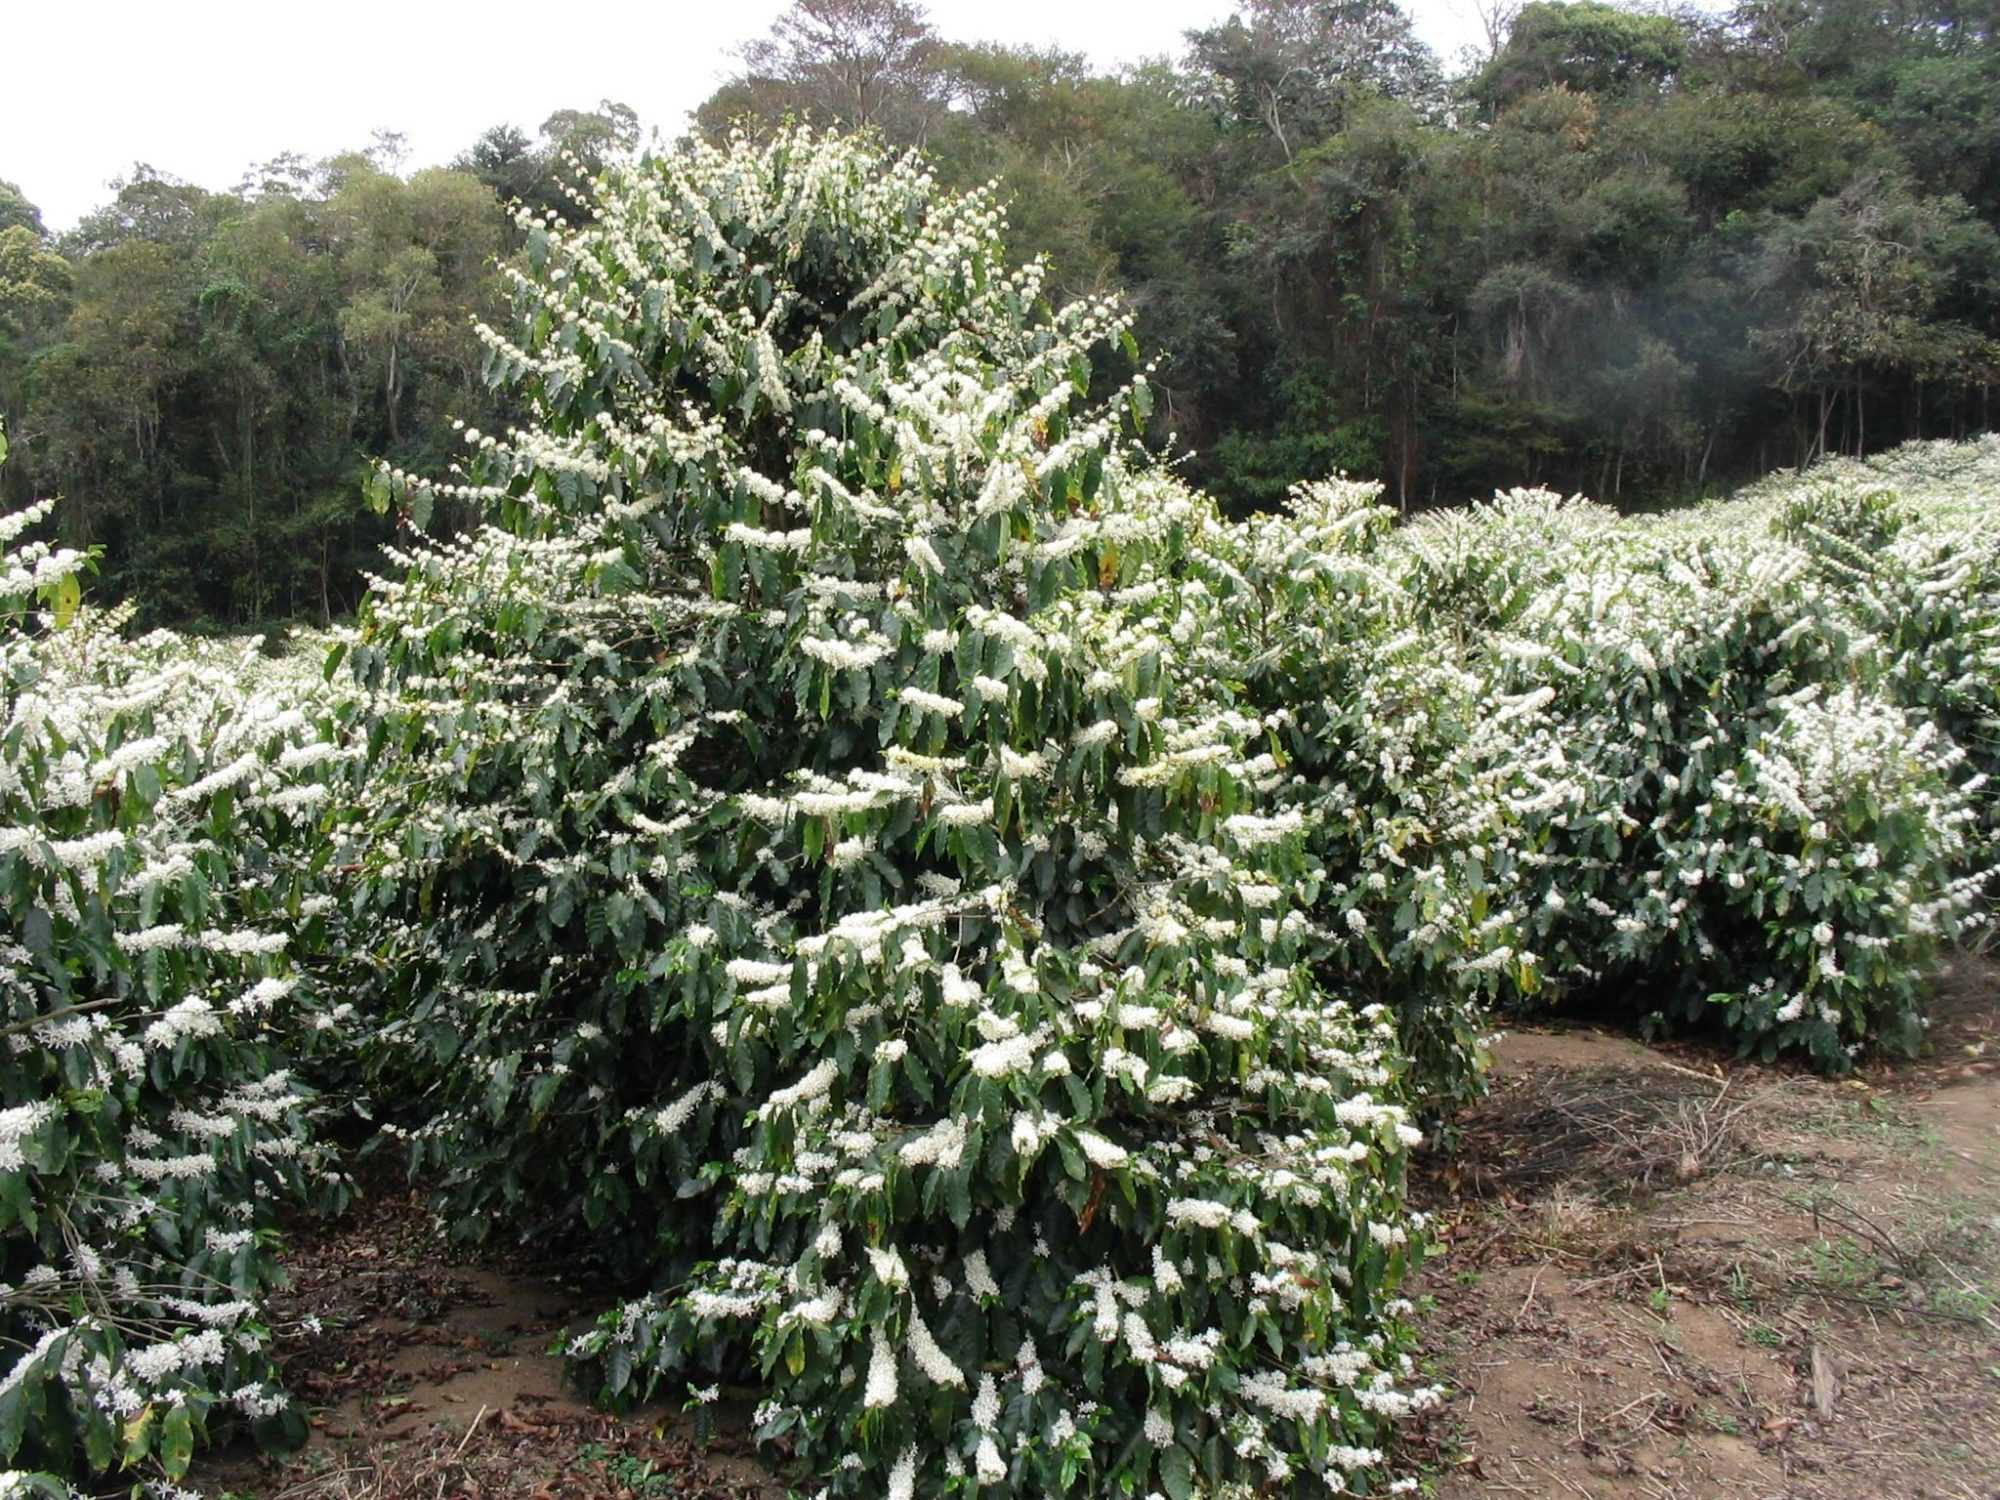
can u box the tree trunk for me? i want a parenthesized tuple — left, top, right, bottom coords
(241, 382, 260, 625)
(386, 341, 403, 446)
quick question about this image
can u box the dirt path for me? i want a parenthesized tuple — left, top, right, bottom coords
(1406, 960, 2000, 1500)
(190, 1184, 776, 1499)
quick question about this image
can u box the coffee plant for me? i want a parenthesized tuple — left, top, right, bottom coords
(1397, 461, 1995, 1066)
(0, 430, 348, 1484)
(338, 130, 1465, 1498)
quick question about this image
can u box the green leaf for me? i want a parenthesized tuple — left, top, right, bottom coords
(85, 1407, 116, 1470)
(161, 1403, 195, 1477)
(607, 1342, 634, 1398)
(0, 1379, 24, 1460)
(123, 1404, 156, 1466)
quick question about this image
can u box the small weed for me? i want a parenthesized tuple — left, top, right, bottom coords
(1746, 1323, 1784, 1349)
(1523, 1391, 1571, 1426)
(1774, 1187, 2000, 1335)
(1803, 1233, 1887, 1296)
(1803, 1094, 1919, 1142)
(1647, 1257, 1674, 1314)
(575, 1441, 680, 1495)
(1724, 1264, 1755, 1307)
(608, 1455, 676, 1494)
(1933, 1281, 1999, 1322)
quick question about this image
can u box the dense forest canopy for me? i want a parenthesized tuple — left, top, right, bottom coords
(1, 0, 1995, 626)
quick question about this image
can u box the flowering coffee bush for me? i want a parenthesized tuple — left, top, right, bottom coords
(1173, 479, 1503, 1117)
(1755, 439, 2000, 848)
(342, 130, 1461, 1497)
(1395, 469, 1993, 1067)
(0, 430, 347, 1482)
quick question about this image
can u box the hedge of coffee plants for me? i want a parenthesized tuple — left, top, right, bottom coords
(1391, 447, 1999, 1067)
(1169, 479, 1515, 1119)
(0, 431, 349, 1488)
(1756, 442, 2000, 843)
(4, 122, 1998, 1496)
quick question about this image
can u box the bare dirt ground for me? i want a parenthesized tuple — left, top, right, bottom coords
(189, 1182, 778, 1499)
(191, 960, 2000, 1498)
(1402, 956, 2000, 1500)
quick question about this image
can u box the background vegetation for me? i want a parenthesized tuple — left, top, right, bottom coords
(1, 0, 1995, 627)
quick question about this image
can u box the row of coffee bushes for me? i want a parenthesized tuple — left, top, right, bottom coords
(331, 131, 2000, 1499)
(0, 429, 350, 1487)
(1382, 440, 2000, 1066)
(6, 117, 1993, 1494)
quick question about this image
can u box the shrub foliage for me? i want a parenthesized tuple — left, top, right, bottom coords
(1394, 451, 1998, 1065)
(0, 431, 345, 1484)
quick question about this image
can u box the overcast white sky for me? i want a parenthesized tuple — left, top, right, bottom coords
(9, 0, 1495, 231)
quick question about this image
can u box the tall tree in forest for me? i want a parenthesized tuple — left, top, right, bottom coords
(707, 0, 949, 143)
(1472, 0, 1687, 111)
(0, 194, 69, 503)
(1185, 0, 1445, 165)
(0, 180, 46, 238)
(332, 163, 500, 447)
(1749, 173, 2000, 459)
(31, 238, 192, 549)
(453, 101, 641, 228)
